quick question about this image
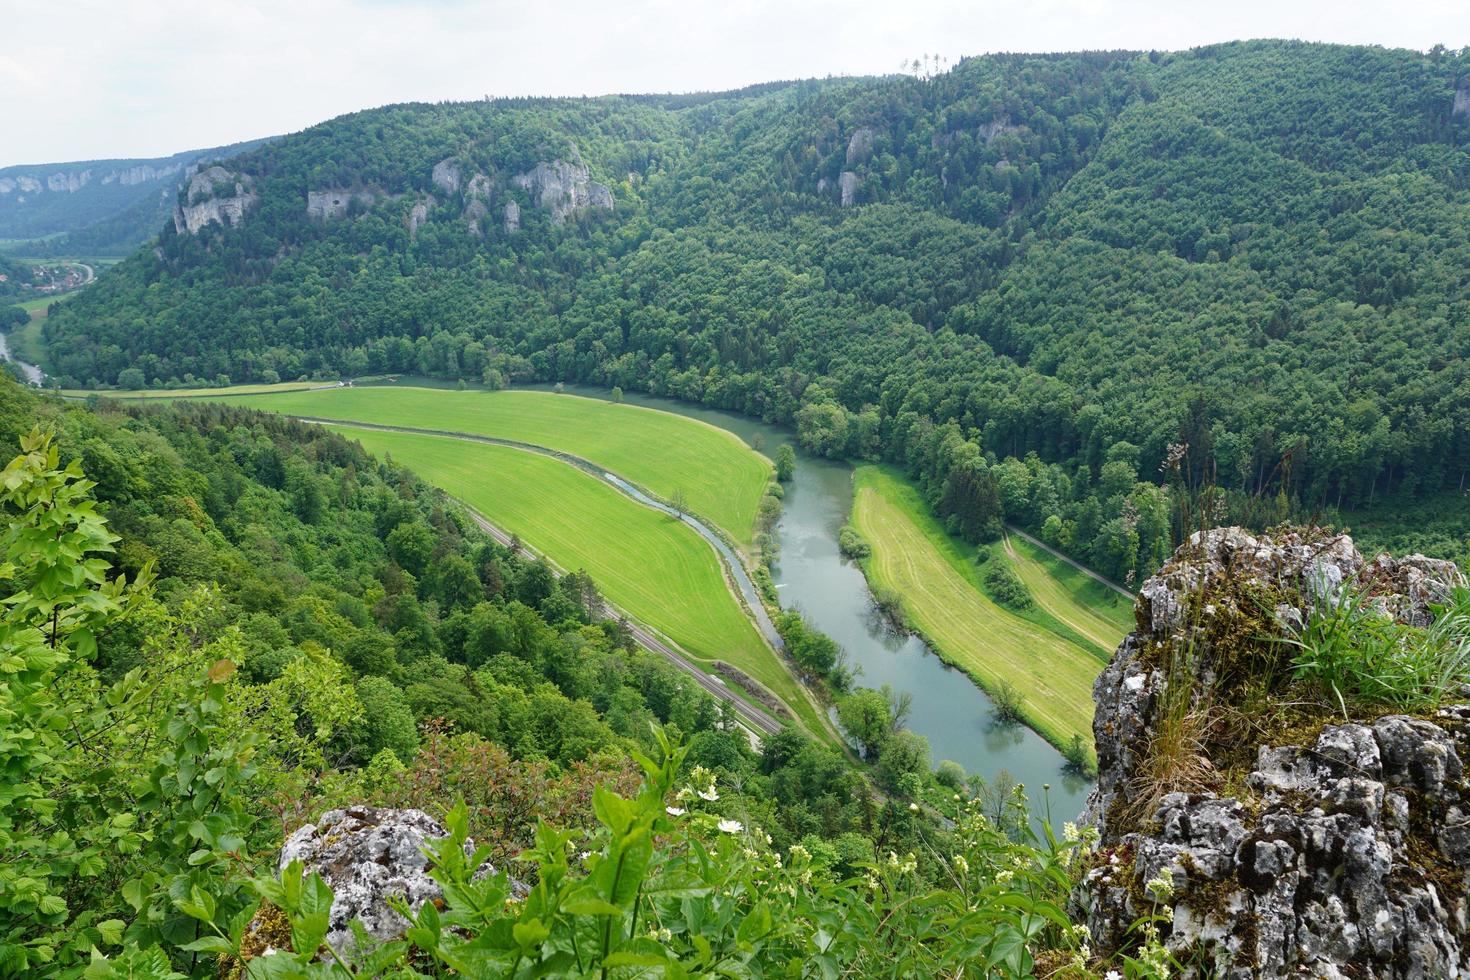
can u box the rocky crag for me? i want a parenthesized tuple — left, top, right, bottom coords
(235, 806, 525, 965)
(1078, 527, 1468, 978)
(173, 166, 256, 235)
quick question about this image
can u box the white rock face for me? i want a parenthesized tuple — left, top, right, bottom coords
(407, 197, 432, 239)
(17, 176, 40, 194)
(979, 117, 1022, 143)
(431, 159, 462, 195)
(0, 178, 14, 195)
(1455, 84, 1470, 119)
(464, 197, 489, 237)
(306, 188, 377, 221)
(465, 173, 492, 199)
(46, 171, 90, 192)
(838, 170, 859, 207)
(173, 166, 256, 234)
(846, 126, 876, 165)
(503, 199, 520, 233)
(511, 159, 613, 224)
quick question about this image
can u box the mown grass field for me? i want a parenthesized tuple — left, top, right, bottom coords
(79, 380, 329, 399)
(852, 465, 1101, 756)
(338, 425, 824, 736)
(1004, 532, 1134, 654)
(199, 387, 772, 549)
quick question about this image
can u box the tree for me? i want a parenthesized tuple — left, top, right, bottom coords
(775, 445, 796, 482)
(611, 385, 624, 403)
(836, 689, 891, 757)
(670, 487, 688, 517)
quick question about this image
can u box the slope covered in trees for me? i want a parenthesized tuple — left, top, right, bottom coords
(38, 41, 1470, 574)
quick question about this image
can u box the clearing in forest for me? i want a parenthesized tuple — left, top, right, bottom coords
(852, 465, 1102, 756)
(338, 425, 824, 737)
(199, 386, 772, 549)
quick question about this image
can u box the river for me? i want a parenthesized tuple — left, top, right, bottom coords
(0, 330, 44, 386)
(531, 384, 1095, 824)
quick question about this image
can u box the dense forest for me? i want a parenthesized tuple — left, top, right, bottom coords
(1, 377, 1103, 976)
(37, 41, 1470, 576)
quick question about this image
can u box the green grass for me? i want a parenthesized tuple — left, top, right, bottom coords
(78, 380, 328, 399)
(1002, 533, 1134, 655)
(852, 465, 1101, 756)
(196, 387, 773, 549)
(7, 317, 48, 370)
(337, 425, 825, 737)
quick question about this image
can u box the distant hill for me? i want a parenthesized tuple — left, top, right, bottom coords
(39, 41, 1470, 566)
(0, 138, 273, 255)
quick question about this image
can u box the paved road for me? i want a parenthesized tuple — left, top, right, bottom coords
(461, 506, 783, 739)
(1004, 523, 1134, 599)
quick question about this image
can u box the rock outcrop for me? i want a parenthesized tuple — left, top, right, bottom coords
(407, 197, 433, 239)
(846, 126, 876, 165)
(173, 166, 256, 234)
(503, 199, 521, 233)
(1078, 527, 1468, 978)
(306, 188, 377, 221)
(979, 116, 1022, 143)
(245, 806, 525, 958)
(1455, 82, 1470, 120)
(464, 197, 489, 237)
(838, 171, 859, 207)
(511, 159, 612, 224)
(431, 158, 462, 195)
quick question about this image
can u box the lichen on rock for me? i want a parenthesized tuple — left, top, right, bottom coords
(1077, 527, 1469, 978)
(246, 805, 524, 959)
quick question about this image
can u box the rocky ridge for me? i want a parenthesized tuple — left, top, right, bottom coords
(173, 166, 256, 235)
(1079, 527, 1469, 978)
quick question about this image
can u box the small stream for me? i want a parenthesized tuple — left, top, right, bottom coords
(532, 384, 1095, 824)
(0, 331, 44, 386)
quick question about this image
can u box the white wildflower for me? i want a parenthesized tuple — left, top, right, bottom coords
(717, 819, 743, 834)
(666, 806, 685, 817)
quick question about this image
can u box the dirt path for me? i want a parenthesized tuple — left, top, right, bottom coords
(1004, 523, 1133, 599)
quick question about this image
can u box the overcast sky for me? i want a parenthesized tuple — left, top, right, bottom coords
(4, 0, 1468, 165)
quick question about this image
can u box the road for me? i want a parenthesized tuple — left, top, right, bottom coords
(1004, 523, 1134, 599)
(461, 506, 783, 740)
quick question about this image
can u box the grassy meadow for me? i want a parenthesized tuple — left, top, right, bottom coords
(1003, 532, 1134, 654)
(337, 425, 824, 736)
(197, 387, 772, 549)
(852, 465, 1102, 757)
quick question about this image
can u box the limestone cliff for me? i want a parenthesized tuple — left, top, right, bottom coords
(1455, 82, 1470, 120)
(838, 171, 859, 207)
(511, 159, 613, 224)
(173, 166, 256, 235)
(1078, 527, 1468, 978)
(846, 126, 876, 165)
(306, 188, 378, 221)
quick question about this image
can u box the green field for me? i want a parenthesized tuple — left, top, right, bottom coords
(337, 425, 824, 736)
(1003, 532, 1134, 654)
(198, 387, 772, 549)
(7, 317, 48, 369)
(852, 465, 1102, 756)
(80, 380, 329, 399)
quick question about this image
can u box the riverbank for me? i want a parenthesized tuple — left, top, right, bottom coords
(851, 464, 1103, 767)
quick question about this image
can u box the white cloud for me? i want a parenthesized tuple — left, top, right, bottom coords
(5, 0, 1468, 164)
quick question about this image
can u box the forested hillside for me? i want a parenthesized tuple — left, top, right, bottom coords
(39, 41, 1470, 574)
(3, 377, 998, 973)
(0, 138, 270, 256)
